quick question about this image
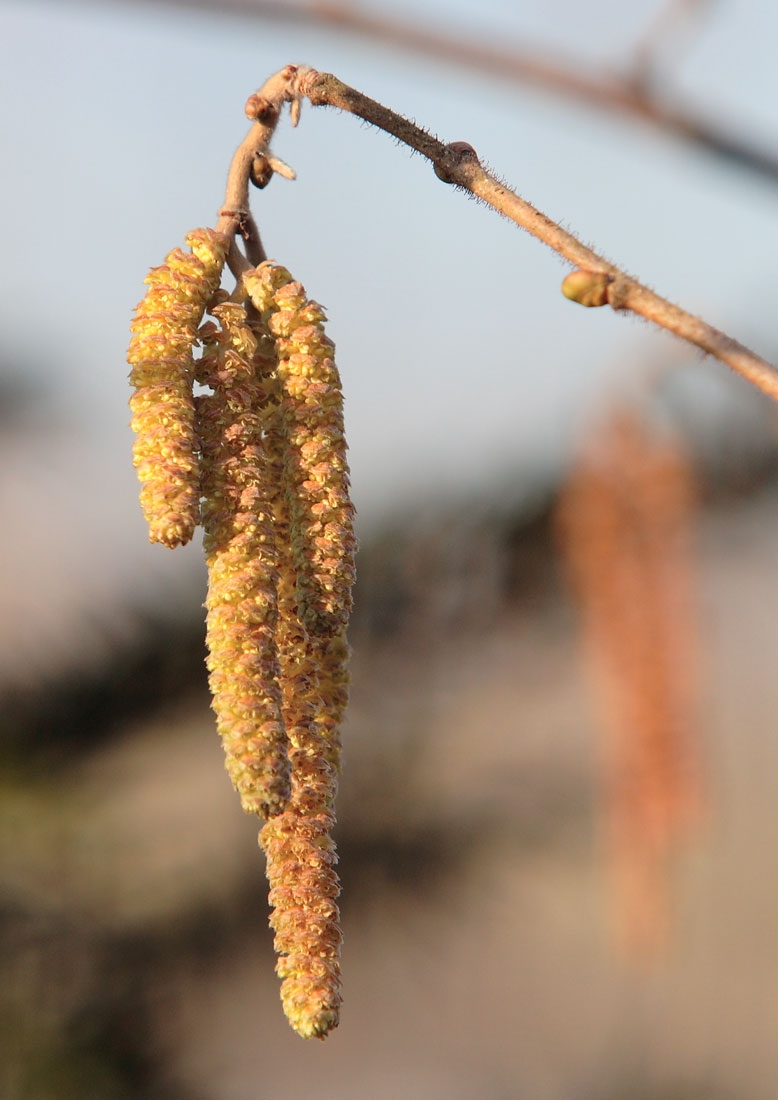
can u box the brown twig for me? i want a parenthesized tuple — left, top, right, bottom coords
(216, 66, 300, 282)
(242, 212, 267, 266)
(111, 0, 778, 188)
(288, 67, 778, 401)
(215, 64, 303, 239)
(215, 65, 778, 400)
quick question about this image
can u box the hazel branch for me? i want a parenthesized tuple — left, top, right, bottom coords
(243, 212, 267, 267)
(301, 4, 778, 186)
(123, 0, 778, 187)
(274, 67, 778, 403)
(216, 64, 777, 399)
(216, 64, 302, 240)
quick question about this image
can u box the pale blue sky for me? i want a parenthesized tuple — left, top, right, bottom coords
(2, 0, 777, 536)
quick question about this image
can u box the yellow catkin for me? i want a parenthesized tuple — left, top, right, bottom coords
(129, 227, 354, 1036)
(199, 300, 291, 819)
(243, 263, 357, 637)
(127, 228, 227, 547)
(556, 406, 701, 957)
(259, 402, 344, 1039)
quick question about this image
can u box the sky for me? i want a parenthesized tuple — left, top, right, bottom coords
(4, 0, 778, 497)
(1, 0, 778, 672)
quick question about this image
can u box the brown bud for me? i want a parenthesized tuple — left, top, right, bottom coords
(250, 153, 274, 189)
(244, 94, 279, 124)
(433, 141, 479, 184)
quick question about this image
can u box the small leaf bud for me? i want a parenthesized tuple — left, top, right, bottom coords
(433, 141, 480, 184)
(244, 94, 279, 124)
(561, 269, 613, 308)
(250, 154, 274, 189)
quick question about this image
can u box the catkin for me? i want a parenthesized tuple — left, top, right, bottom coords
(259, 400, 344, 1039)
(199, 300, 291, 819)
(244, 263, 357, 637)
(127, 228, 227, 547)
(557, 406, 700, 955)
(129, 237, 354, 1037)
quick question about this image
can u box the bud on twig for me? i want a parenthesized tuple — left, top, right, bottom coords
(561, 269, 613, 308)
(433, 140, 480, 184)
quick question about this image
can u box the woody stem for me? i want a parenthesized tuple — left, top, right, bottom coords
(293, 68, 778, 400)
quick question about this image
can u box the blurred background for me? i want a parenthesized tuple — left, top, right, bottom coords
(3, 0, 778, 1096)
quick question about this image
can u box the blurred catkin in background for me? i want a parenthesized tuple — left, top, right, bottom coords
(557, 400, 702, 956)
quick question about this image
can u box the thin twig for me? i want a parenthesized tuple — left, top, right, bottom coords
(214, 65, 777, 400)
(283, 67, 778, 401)
(631, 0, 713, 93)
(227, 237, 251, 281)
(243, 212, 267, 266)
(111, 0, 778, 188)
(215, 64, 302, 238)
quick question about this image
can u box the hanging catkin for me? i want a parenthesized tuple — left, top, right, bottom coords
(128, 229, 227, 547)
(199, 300, 292, 819)
(557, 405, 701, 956)
(243, 263, 357, 638)
(128, 233, 354, 1039)
(257, 395, 343, 1037)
